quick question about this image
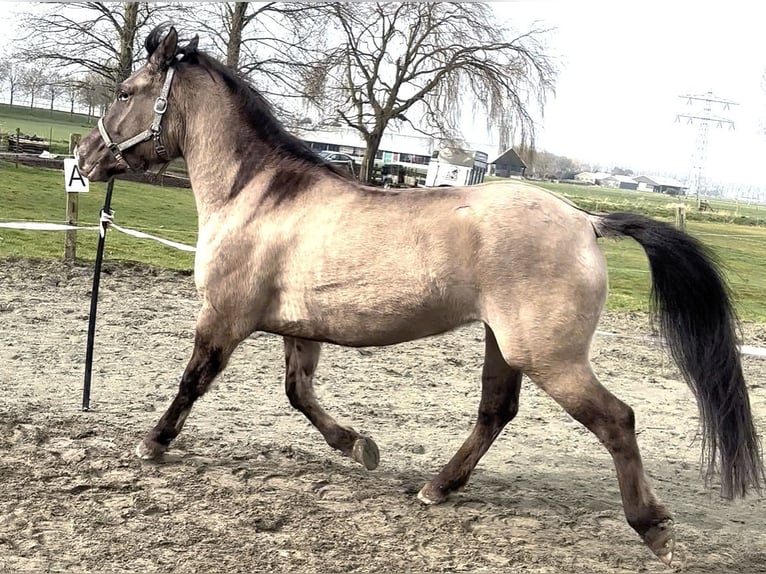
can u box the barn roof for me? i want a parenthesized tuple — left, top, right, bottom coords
(603, 175, 637, 183)
(634, 175, 686, 188)
(491, 147, 527, 169)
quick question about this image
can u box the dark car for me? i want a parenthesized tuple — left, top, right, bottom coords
(318, 150, 357, 177)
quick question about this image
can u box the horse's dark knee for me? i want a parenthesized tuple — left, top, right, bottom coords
(477, 400, 518, 428)
(478, 403, 518, 426)
(478, 375, 521, 427)
(285, 379, 301, 410)
(284, 355, 312, 410)
(619, 402, 636, 431)
(181, 334, 225, 396)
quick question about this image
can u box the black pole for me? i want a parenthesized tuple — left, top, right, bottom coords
(82, 177, 115, 411)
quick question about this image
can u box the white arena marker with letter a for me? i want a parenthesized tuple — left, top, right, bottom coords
(64, 158, 87, 261)
(64, 158, 89, 192)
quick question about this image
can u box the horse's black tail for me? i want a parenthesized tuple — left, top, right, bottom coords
(595, 211, 764, 499)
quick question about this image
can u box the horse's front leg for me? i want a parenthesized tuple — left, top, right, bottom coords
(284, 336, 379, 470)
(136, 306, 241, 459)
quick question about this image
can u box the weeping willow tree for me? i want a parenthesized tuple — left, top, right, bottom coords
(304, 2, 557, 182)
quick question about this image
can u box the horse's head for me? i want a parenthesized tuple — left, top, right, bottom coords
(78, 26, 193, 181)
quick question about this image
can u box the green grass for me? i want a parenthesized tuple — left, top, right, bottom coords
(533, 182, 766, 319)
(3, 161, 766, 320)
(0, 103, 97, 155)
(535, 181, 766, 227)
(0, 160, 196, 270)
(596, 222, 766, 320)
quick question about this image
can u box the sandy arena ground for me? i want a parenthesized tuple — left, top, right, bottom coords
(1, 258, 764, 573)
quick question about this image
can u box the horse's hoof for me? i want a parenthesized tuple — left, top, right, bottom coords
(642, 519, 675, 566)
(352, 436, 379, 470)
(417, 483, 447, 505)
(135, 438, 166, 460)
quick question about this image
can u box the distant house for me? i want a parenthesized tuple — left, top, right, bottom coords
(491, 148, 527, 178)
(601, 175, 639, 190)
(634, 175, 687, 195)
(574, 171, 611, 185)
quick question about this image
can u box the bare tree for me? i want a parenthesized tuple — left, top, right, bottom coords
(527, 150, 581, 180)
(20, 65, 47, 109)
(78, 72, 111, 120)
(0, 59, 25, 107)
(612, 166, 634, 177)
(64, 77, 83, 116)
(44, 73, 64, 112)
(16, 2, 175, 87)
(176, 2, 328, 103)
(306, 3, 557, 182)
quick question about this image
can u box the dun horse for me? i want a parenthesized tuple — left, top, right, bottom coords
(77, 27, 763, 565)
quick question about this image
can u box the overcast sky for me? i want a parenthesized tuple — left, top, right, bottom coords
(486, 2, 766, 187)
(2, 2, 765, 187)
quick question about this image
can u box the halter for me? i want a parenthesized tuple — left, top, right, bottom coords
(97, 66, 176, 168)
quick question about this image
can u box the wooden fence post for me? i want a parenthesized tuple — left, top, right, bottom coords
(674, 204, 686, 231)
(65, 134, 82, 262)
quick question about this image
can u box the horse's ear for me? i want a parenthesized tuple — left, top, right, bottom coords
(186, 35, 199, 53)
(149, 26, 179, 71)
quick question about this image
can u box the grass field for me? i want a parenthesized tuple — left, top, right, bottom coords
(0, 103, 98, 155)
(535, 181, 766, 227)
(0, 161, 196, 270)
(3, 160, 766, 320)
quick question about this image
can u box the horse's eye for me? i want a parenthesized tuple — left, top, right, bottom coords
(117, 91, 130, 102)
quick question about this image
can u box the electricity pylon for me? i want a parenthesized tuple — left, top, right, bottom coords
(676, 92, 737, 208)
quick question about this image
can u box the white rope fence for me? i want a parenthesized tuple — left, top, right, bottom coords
(0, 212, 196, 252)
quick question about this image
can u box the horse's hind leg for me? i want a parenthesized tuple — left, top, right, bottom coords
(284, 336, 380, 470)
(136, 309, 240, 459)
(529, 360, 675, 565)
(418, 324, 522, 504)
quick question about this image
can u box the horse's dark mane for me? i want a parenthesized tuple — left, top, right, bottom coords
(145, 25, 351, 194)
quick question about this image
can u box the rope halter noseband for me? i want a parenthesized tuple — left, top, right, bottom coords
(97, 66, 176, 168)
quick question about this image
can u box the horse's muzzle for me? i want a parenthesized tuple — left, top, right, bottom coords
(76, 130, 127, 182)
